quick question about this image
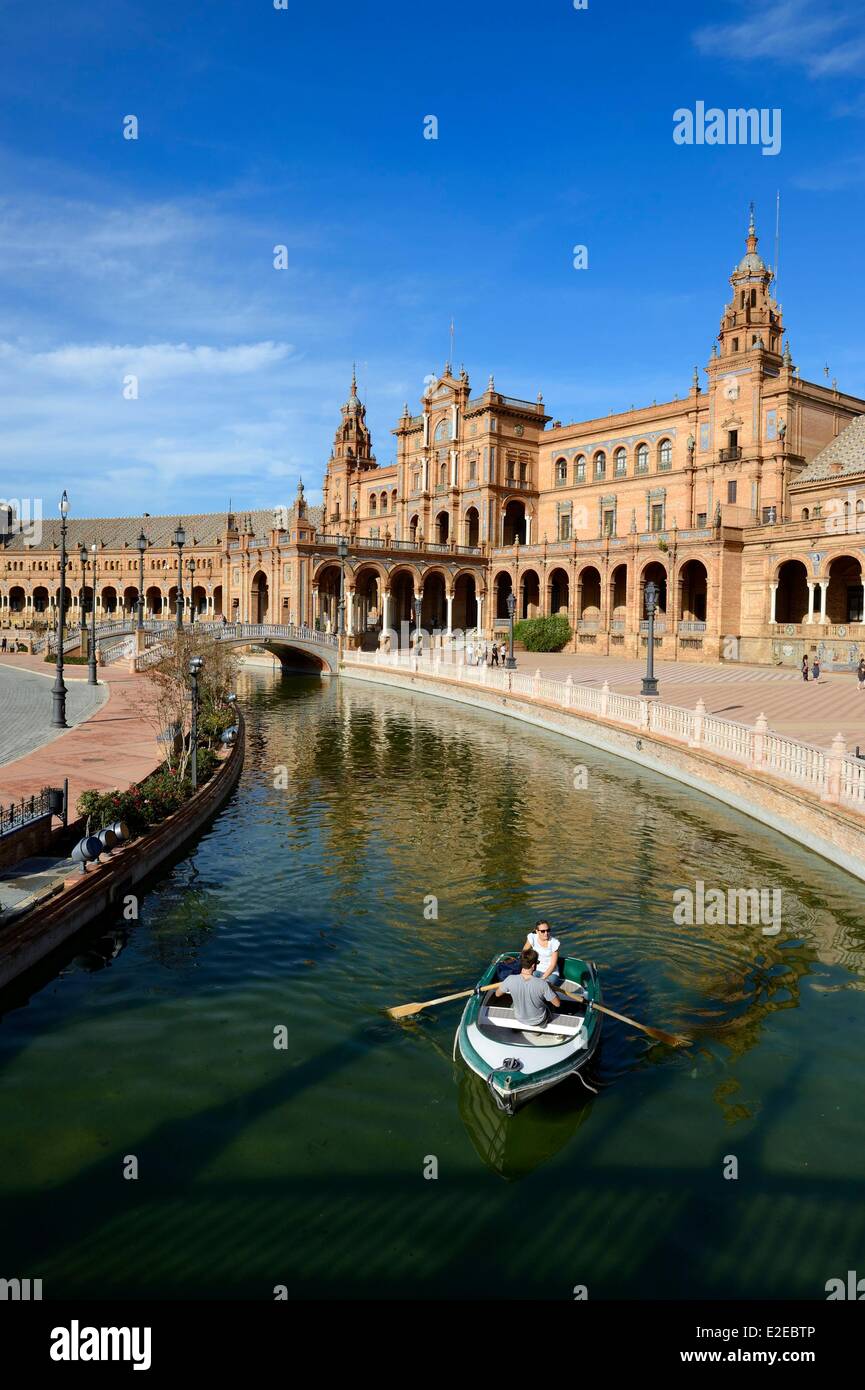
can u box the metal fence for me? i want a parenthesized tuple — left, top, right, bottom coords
(0, 787, 54, 838)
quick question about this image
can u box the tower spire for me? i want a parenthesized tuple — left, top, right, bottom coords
(746, 202, 758, 255)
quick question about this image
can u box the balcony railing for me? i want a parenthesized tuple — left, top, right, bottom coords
(719, 446, 743, 462)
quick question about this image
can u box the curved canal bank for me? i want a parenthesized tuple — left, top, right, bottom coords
(0, 714, 245, 990)
(344, 652, 865, 884)
(0, 671, 864, 1301)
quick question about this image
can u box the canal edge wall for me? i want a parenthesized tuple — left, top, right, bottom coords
(0, 717, 245, 993)
(343, 662, 865, 885)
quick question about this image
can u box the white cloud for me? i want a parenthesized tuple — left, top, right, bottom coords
(694, 0, 865, 81)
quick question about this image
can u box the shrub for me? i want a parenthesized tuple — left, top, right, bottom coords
(198, 707, 234, 746)
(512, 615, 572, 652)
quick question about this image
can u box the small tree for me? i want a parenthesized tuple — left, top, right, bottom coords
(140, 630, 239, 780)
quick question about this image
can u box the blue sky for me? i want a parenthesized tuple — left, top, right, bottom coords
(1, 0, 864, 519)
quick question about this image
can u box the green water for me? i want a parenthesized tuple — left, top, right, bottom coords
(1, 671, 864, 1301)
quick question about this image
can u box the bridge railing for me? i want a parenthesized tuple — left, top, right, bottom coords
(133, 621, 338, 670)
(343, 648, 860, 815)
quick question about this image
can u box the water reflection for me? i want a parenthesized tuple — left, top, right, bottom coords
(1, 669, 865, 1298)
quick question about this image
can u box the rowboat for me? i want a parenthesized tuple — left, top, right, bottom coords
(455, 951, 603, 1115)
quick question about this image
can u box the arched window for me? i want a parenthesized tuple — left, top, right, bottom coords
(434, 418, 452, 443)
(636, 443, 649, 473)
(594, 451, 606, 480)
(658, 439, 672, 470)
(574, 455, 586, 484)
(369, 494, 377, 515)
(801, 508, 810, 521)
(614, 448, 627, 477)
(555, 457, 568, 485)
(380, 493, 388, 513)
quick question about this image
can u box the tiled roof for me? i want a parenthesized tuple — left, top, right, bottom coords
(0, 505, 322, 552)
(792, 415, 865, 486)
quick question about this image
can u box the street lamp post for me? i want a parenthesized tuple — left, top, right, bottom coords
(189, 655, 204, 792)
(641, 579, 660, 696)
(337, 537, 348, 652)
(51, 491, 70, 728)
(173, 522, 186, 631)
(79, 544, 88, 638)
(88, 543, 98, 686)
(505, 590, 517, 669)
(137, 530, 146, 630)
(413, 594, 422, 655)
(188, 557, 197, 626)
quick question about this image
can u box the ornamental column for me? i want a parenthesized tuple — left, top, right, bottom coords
(769, 582, 778, 625)
(818, 579, 829, 623)
(446, 591, 454, 636)
(476, 590, 484, 636)
(806, 581, 816, 624)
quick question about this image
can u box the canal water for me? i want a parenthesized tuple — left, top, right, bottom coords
(1, 671, 864, 1300)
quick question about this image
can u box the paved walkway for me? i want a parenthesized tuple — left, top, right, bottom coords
(507, 652, 865, 751)
(0, 661, 107, 766)
(0, 658, 163, 809)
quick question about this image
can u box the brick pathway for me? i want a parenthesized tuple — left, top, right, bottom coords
(0, 658, 163, 809)
(509, 652, 865, 751)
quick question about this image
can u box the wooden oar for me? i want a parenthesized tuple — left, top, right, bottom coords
(388, 982, 499, 1020)
(389, 982, 690, 1048)
(582, 998, 690, 1049)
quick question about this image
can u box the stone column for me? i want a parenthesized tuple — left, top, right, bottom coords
(346, 588, 355, 637)
(818, 579, 829, 623)
(806, 582, 816, 624)
(769, 582, 778, 624)
(382, 589, 391, 632)
(476, 590, 484, 636)
(446, 591, 454, 635)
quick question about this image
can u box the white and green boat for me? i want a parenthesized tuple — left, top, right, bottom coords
(455, 951, 603, 1115)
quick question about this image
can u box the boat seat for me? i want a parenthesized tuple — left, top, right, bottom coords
(486, 1006, 583, 1037)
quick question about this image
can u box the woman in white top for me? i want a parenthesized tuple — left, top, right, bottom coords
(524, 920, 560, 984)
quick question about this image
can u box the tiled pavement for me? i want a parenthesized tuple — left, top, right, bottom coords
(501, 652, 865, 751)
(0, 657, 162, 807)
(0, 662, 107, 765)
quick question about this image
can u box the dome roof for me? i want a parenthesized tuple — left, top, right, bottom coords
(736, 250, 766, 274)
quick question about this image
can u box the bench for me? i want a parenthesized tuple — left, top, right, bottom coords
(486, 1006, 583, 1037)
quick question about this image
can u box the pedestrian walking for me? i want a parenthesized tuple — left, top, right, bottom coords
(0, 636, 6, 652)
(802, 655, 809, 682)
(491, 642, 499, 667)
(812, 656, 821, 683)
(858, 657, 865, 692)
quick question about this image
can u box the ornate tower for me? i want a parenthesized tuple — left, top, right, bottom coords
(322, 367, 377, 532)
(717, 205, 784, 362)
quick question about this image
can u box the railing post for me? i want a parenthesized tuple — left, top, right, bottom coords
(750, 711, 768, 770)
(533, 667, 542, 698)
(640, 697, 651, 730)
(689, 698, 706, 750)
(600, 680, 610, 718)
(565, 673, 573, 708)
(821, 732, 847, 805)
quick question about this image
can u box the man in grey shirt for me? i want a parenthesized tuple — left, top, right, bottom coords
(495, 948, 561, 1025)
